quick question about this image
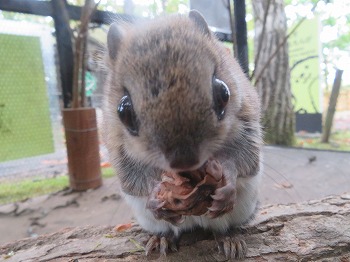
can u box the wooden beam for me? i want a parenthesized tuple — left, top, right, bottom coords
(0, 0, 52, 16)
(0, 0, 134, 24)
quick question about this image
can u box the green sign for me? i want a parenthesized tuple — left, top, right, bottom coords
(0, 34, 54, 162)
(289, 17, 321, 114)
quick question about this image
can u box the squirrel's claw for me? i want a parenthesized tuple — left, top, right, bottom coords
(145, 235, 159, 256)
(217, 236, 247, 259)
(144, 233, 179, 257)
(207, 183, 235, 218)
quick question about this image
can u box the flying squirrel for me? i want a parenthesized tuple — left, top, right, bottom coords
(103, 10, 262, 259)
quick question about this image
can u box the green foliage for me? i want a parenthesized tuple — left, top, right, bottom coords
(324, 17, 336, 26)
(165, 0, 189, 13)
(296, 130, 350, 151)
(149, 2, 158, 17)
(245, 0, 255, 73)
(286, 0, 350, 53)
(284, 0, 350, 100)
(1, 11, 53, 25)
(0, 176, 69, 205)
(325, 33, 350, 50)
(285, 0, 320, 5)
(0, 167, 116, 205)
(101, 167, 116, 178)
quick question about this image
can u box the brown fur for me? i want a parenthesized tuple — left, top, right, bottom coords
(103, 13, 262, 197)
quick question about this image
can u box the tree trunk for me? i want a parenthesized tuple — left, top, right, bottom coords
(252, 0, 295, 146)
(321, 69, 343, 143)
(1, 193, 349, 261)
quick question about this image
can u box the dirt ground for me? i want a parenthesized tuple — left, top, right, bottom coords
(0, 146, 349, 246)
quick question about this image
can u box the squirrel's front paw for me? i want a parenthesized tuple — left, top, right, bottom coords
(146, 184, 184, 225)
(207, 181, 236, 218)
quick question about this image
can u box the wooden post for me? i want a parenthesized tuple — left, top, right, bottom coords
(62, 108, 102, 190)
(321, 69, 343, 143)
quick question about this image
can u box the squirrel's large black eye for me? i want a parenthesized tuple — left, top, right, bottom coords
(212, 77, 230, 120)
(117, 94, 139, 136)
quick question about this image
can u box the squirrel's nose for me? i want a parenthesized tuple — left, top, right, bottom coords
(166, 147, 199, 170)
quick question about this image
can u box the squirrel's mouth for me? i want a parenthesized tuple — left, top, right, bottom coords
(168, 158, 210, 176)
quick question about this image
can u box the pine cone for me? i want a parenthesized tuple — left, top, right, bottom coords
(152, 159, 225, 216)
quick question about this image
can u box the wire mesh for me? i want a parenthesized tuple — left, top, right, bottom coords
(0, 18, 66, 179)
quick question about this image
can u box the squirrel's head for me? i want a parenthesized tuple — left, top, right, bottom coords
(104, 11, 242, 172)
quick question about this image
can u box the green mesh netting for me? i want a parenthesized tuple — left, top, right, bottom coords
(0, 33, 54, 162)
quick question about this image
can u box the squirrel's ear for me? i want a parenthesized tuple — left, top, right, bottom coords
(107, 23, 123, 60)
(189, 10, 210, 36)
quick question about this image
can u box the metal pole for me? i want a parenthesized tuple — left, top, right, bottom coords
(52, 0, 74, 108)
(233, 0, 249, 77)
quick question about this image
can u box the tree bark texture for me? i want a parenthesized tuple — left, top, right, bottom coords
(252, 0, 295, 146)
(1, 193, 349, 261)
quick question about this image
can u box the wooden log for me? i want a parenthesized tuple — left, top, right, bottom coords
(1, 193, 349, 261)
(322, 69, 344, 143)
